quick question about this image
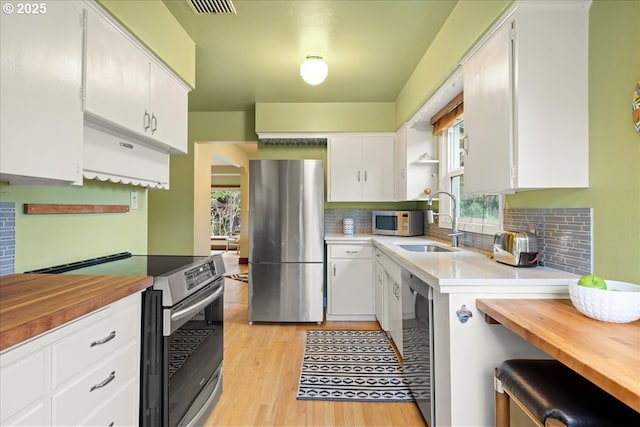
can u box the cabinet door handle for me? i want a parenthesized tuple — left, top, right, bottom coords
(90, 371, 116, 392)
(463, 134, 469, 155)
(143, 110, 151, 131)
(333, 264, 336, 276)
(151, 113, 158, 134)
(357, 171, 361, 182)
(364, 170, 368, 182)
(90, 330, 116, 347)
(401, 167, 406, 179)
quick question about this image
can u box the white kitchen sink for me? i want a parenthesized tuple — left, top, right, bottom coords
(395, 243, 453, 253)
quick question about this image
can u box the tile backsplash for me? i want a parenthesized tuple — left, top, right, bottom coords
(0, 201, 16, 276)
(503, 208, 592, 275)
(326, 207, 592, 276)
(325, 209, 373, 235)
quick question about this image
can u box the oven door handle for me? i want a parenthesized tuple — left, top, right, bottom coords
(171, 284, 223, 323)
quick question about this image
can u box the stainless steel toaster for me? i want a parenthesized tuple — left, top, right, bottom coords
(493, 231, 540, 267)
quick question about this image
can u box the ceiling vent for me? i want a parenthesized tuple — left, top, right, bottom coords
(187, 0, 237, 15)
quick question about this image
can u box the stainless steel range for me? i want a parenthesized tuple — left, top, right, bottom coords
(29, 252, 226, 427)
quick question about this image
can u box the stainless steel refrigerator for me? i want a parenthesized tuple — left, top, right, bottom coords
(248, 159, 324, 323)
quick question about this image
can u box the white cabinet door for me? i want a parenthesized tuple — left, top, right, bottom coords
(0, 348, 49, 426)
(463, 2, 589, 193)
(383, 257, 403, 356)
(394, 125, 408, 200)
(463, 20, 512, 195)
(361, 135, 395, 201)
(386, 271, 402, 356)
(149, 62, 189, 153)
(329, 259, 374, 316)
(328, 135, 362, 201)
(374, 258, 388, 331)
(0, 0, 83, 184)
(326, 243, 375, 321)
(84, 6, 189, 156)
(84, 9, 150, 138)
(328, 134, 395, 202)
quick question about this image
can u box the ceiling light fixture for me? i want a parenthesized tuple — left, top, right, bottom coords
(300, 55, 328, 85)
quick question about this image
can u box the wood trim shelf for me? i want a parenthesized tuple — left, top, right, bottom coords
(23, 204, 129, 215)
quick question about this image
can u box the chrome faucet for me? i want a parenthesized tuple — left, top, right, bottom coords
(427, 191, 463, 247)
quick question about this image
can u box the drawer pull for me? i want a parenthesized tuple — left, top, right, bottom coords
(90, 371, 116, 392)
(118, 142, 134, 150)
(345, 250, 359, 254)
(90, 330, 116, 347)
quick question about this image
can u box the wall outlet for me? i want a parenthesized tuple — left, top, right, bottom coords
(130, 191, 139, 210)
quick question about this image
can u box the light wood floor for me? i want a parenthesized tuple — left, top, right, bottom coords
(204, 254, 426, 426)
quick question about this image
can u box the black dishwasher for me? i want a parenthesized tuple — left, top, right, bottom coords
(402, 270, 434, 426)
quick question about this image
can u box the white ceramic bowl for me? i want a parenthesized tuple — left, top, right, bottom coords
(569, 280, 640, 323)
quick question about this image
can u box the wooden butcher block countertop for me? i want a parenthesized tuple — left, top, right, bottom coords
(0, 273, 152, 351)
(477, 298, 640, 413)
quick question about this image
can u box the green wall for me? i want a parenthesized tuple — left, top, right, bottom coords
(98, 0, 196, 87)
(1, 181, 148, 272)
(394, 0, 511, 127)
(507, 0, 640, 283)
(147, 111, 256, 254)
(255, 103, 396, 133)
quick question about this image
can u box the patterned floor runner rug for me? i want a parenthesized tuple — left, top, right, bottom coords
(296, 329, 414, 402)
(225, 272, 248, 282)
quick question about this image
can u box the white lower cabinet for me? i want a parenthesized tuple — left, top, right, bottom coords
(0, 293, 141, 427)
(326, 242, 375, 321)
(374, 251, 388, 332)
(382, 255, 403, 357)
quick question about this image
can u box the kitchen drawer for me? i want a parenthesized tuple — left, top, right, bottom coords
(0, 349, 47, 424)
(79, 378, 138, 427)
(52, 340, 138, 427)
(330, 244, 373, 259)
(51, 295, 139, 387)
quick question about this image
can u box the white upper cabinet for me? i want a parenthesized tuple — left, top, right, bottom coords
(0, 1, 84, 185)
(149, 62, 189, 153)
(395, 122, 439, 201)
(462, 1, 589, 194)
(83, 6, 189, 155)
(328, 134, 395, 202)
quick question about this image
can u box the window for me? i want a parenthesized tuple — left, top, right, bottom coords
(211, 189, 240, 237)
(435, 113, 502, 235)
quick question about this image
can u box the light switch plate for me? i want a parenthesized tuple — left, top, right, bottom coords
(130, 191, 139, 210)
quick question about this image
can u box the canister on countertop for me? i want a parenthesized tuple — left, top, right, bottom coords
(343, 218, 355, 235)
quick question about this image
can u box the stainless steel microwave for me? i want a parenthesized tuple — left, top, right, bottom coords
(372, 210, 424, 236)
